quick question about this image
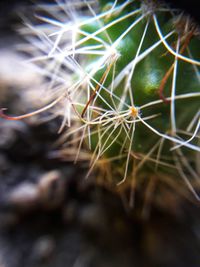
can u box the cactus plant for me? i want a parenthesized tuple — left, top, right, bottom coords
(1, 0, 200, 202)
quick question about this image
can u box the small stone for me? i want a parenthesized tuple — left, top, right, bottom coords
(79, 204, 107, 232)
(32, 236, 55, 262)
(7, 182, 39, 210)
(38, 170, 65, 208)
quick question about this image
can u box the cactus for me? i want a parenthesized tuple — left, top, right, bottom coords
(1, 0, 200, 201)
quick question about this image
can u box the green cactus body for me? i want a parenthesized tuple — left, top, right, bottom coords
(74, 0, 200, 188)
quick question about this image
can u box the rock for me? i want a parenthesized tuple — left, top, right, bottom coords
(7, 182, 39, 210)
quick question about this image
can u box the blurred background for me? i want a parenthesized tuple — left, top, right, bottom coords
(0, 1, 200, 267)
